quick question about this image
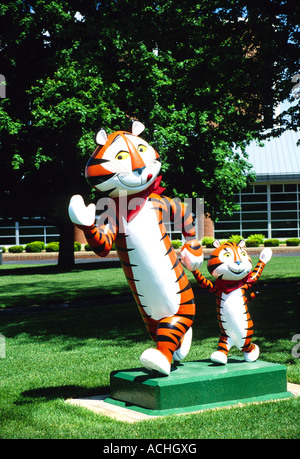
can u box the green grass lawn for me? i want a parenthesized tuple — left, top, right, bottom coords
(0, 257, 299, 438)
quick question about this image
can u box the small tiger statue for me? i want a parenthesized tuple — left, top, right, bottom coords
(190, 240, 272, 364)
(68, 121, 203, 375)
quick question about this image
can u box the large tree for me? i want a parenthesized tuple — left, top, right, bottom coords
(0, 0, 299, 266)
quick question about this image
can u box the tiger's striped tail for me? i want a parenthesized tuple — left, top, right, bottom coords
(193, 270, 217, 293)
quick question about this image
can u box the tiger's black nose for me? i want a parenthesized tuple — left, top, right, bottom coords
(134, 167, 145, 175)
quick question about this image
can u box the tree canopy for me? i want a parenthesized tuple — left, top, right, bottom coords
(0, 0, 299, 265)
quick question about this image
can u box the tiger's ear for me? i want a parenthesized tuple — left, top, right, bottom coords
(213, 240, 221, 248)
(238, 240, 246, 248)
(95, 129, 108, 146)
(132, 120, 145, 136)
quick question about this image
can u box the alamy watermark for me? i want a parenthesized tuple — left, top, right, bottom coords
(0, 335, 5, 359)
(0, 74, 6, 98)
(291, 74, 300, 100)
(291, 334, 300, 359)
(94, 194, 204, 238)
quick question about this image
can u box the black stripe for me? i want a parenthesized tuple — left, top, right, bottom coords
(115, 245, 134, 252)
(176, 270, 186, 283)
(126, 276, 140, 282)
(207, 262, 223, 274)
(165, 245, 173, 256)
(179, 299, 195, 306)
(156, 335, 178, 346)
(177, 283, 191, 295)
(120, 260, 137, 268)
(86, 174, 115, 187)
(172, 258, 180, 270)
(87, 157, 110, 167)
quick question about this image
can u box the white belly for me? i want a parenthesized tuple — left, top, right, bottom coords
(123, 199, 180, 321)
(221, 289, 247, 349)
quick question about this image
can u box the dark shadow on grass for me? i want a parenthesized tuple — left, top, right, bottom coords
(0, 261, 121, 276)
(0, 297, 151, 344)
(1, 283, 299, 357)
(16, 385, 109, 404)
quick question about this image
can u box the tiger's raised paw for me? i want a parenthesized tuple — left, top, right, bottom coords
(180, 242, 203, 271)
(140, 349, 171, 375)
(68, 195, 96, 227)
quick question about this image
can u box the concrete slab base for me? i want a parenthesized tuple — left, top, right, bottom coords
(66, 358, 299, 423)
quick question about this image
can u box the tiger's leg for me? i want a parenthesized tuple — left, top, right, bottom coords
(240, 303, 260, 362)
(211, 334, 231, 365)
(140, 314, 194, 375)
(173, 327, 193, 362)
(242, 341, 260, 362)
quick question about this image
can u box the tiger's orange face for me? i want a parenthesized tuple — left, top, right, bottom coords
(207, 240, 252, 281)
(85, 122, 161, 197)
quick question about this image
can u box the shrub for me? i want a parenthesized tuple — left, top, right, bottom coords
(264, 239, 280, 247)
(45, 242, 59, 252)
(0, 246, 6, 253)
(201, 236, 214, 248)
(228, 235, 244, 244)
(285, 238, 300, 246)
(74, 241, 82, 252)
(172, 239, 182, 249)
(245, 234, 265, 247)
(8, 245, 24, 253)
(25, 241, 45, 253)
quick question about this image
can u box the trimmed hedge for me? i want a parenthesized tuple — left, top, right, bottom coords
(45, 242, 59, 252)
(8, 245, 24, 253)
(25, 241, 45, 253)
(245, 234, 265, 247)
(286, 238, 300, 246)
(201, 236, 214, 248)
(264, 239, 280, 247)
(228, 235, 244, 244)
(74, 241, 82, 252)
(171, 239, 182, 249)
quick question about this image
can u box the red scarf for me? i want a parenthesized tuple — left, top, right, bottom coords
(215, 272, 254, 294)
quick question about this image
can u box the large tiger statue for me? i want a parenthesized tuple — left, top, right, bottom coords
(68, 121, 203, 375)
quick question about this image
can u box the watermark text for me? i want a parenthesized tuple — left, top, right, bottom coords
(0, 335, 5, 359)
(291, 334, 300, 358)
(0, 74, 6, 98)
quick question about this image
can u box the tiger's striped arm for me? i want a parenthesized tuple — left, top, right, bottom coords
(69, 194, 118, 257)
(78, 219, 118, 258)
(162, 196, 196, 241)
(193, 270, 217, 293)
(242, 247, 272, 291)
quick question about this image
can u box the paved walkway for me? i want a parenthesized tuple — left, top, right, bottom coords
(2, 246, 300, 265)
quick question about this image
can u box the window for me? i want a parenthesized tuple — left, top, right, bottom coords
(215, 183, 300, 239)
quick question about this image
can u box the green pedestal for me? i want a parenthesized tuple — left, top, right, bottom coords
(106, 358, 293, 416)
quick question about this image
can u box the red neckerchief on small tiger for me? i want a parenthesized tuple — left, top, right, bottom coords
(215, 272, 255, 294)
